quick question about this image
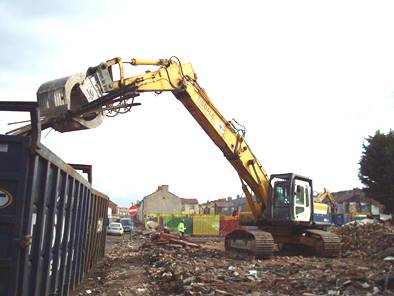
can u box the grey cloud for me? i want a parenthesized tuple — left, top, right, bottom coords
(1, 27, 37, 56)
(0, 0, 116, 71)
(0, 23, 58, 71)
(1, 0, 113, 19)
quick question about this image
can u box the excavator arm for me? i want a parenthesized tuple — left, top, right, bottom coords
(314, 188, 337, 213)
(85, 57, 270, 222)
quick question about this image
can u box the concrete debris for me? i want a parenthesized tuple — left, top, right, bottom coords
(333, 221, 394, 258)
(151, 232, 202, 248)
(380, 214, 393, 221)
(362, 282, 370, 289)
(145, 220, 160, 231)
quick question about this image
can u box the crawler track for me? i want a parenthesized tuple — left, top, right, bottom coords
(305, 229, 341, 257)
(225, 229, 274, 258)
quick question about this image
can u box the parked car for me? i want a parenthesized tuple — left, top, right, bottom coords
(107, 222, 124, 235)
(120, 218, 133, 232)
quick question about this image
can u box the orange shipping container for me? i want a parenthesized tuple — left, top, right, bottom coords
(220, 216, 243, 236)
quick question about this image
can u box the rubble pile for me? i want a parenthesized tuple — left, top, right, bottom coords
(333, 222, 394, 258)
(139, 243, 394, 296)
(148, 232, 202, 248)
(73, 238, 394, 296)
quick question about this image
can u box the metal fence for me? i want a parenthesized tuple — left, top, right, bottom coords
(0, 102, 109, 296)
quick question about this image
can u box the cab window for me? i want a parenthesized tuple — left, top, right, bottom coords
(295, 185, 305, 205)
(305, 187, 310, 207)
(274, 184, 290, 206)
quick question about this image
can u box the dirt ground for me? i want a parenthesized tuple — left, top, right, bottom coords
(71, 225, 394, 296)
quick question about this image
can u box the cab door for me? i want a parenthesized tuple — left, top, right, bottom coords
(293, 179, 312, 222)
(272, 182, 291, 221)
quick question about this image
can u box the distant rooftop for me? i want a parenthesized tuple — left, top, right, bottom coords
(181, 198, 199, 205)
(332, 188, 383, 207)
(202, 196, 246, 208)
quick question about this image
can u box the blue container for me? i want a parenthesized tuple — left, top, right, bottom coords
(332, 214, 344, 225)
(343, 213, 351, 225)
(0, 102, 109, 296)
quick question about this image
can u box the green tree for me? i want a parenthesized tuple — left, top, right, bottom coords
(359, 130, 394, 215)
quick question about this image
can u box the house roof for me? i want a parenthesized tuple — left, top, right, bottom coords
(201, 197, 246, 208)
(213, 201, 227, 208)
(201, 198, 225, 207)
(332, 188, 384, 207)
(143, 185, 181, 200)
(181, 198, 199, 205)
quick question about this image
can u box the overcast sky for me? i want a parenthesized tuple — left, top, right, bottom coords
(0, 0, 393, 207)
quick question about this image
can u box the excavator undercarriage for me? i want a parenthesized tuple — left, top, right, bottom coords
(225, 227, 341, 258)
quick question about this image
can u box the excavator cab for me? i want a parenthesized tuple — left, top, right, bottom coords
(270, 173, 313, 224)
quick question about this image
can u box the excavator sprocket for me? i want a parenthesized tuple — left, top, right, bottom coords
(225, 229, 274, 259)
(304, 229, 341, 257)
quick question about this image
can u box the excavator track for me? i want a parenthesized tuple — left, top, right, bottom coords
(225, 229, 274, 259)
(304, 229, 341, 257)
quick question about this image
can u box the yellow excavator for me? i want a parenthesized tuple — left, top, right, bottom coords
(314, 188, 337, 213)
(10, 57, 341, 258)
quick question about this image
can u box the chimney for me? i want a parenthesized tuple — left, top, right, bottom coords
(161, 185, 169, 192)
(227, 196, 232, 201)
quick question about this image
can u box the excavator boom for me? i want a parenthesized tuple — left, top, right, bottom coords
(99, 57, 270, 222)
